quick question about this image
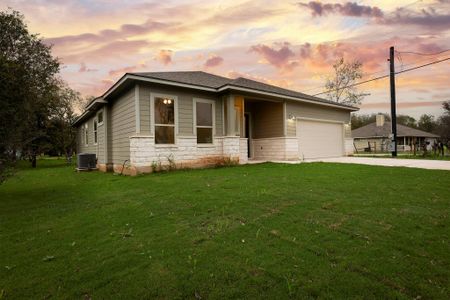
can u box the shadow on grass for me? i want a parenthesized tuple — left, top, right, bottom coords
(16, 158, 75, 170)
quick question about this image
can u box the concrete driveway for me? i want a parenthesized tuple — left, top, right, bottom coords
(305, 157, 450, 171)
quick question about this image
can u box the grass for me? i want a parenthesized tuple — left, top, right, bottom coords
(1, 159, 449, 299)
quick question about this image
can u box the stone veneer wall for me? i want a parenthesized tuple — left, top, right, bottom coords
(127, 136, 242, 174)
(252, 137, 298, 161)
(344, 138, 354, 155)
(239, 138, 248, 164)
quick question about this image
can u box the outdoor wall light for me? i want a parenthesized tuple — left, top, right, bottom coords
(163, 99, 172, 105)
(288, 114, 296, 120)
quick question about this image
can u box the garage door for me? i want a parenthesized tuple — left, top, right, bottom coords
(297, 119, 344, 159)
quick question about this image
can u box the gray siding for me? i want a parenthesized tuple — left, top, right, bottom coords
(246, 101, 284, 139)
(110, 88, 135, 164)
(286, 101, 351, 137)
(139, 84, 150, 135)
(76, 111, 106, 163)
(77, 116, 97, 155)
(138, 83, 223, 137)
(97, 119, 105, 163)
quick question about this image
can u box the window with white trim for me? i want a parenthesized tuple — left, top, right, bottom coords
(195, 99, 214, 144)
(154, 97, 175, 144)
(93, 119, 98, 144)
(84, 123, 89, 145)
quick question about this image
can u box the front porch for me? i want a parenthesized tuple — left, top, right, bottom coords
(224, 95, 298, 162)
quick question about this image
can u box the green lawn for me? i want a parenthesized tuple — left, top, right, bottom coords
(1, 160, 449, 299)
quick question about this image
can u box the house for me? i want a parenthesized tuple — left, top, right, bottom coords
(73, 71, 358, 175)
(352, 114, 439, 152)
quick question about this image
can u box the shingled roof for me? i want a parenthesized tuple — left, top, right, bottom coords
(352, 121, 439, 138)
(74, 71, 358, 127)
(131, 71, 231, 89)
(129, 71, 357, 110)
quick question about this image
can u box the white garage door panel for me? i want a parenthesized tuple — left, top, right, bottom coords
(297, 120, 344, 159)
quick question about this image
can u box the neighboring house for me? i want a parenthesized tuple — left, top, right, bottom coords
(352, 114, 439, 152)
(73, 71, 357, 175)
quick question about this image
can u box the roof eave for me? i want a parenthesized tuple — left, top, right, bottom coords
(218, 85, 359, 111)
(102, 73, 217, 100)
(103, 74, 358, 111)
(72, 98, 107, 127)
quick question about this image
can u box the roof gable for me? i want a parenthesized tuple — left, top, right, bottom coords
(352, 121, 439, 138)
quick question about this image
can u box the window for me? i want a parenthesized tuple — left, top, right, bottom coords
(84, 123, 89, 145)
(93, 120, 98, 144)
(195, 99, 214, 144)
(154, 97, 175, 144)
(97, 111, 103, 125)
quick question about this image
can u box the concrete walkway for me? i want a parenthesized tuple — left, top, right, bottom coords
(304, 157, 450, 171)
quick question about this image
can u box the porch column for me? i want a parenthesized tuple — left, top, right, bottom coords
(226, 95, 236, 136)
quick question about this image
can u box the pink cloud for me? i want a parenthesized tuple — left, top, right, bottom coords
(79, 62, 97, 73)
(361, 101, 444, 109)
(62, 40, 150, 64)
(204, 55, 224, 68)
(155, 50, 173, 65)
(44, 20, 170, 47)
(250, 42, 298, 70)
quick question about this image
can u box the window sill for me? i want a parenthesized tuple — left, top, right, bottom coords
(197, 144, 215, 148)
(155, 144, 178, 149)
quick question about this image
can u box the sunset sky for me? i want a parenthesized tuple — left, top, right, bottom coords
(2, 0, 449, 117)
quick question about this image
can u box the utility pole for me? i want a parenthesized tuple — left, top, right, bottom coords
(389, 46, 397, 157)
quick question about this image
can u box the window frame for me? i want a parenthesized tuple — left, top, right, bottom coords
(84, 123, 89, 146)
(193, 98, 215, 145)
(150, 93, 178, 146)
(93, 119, 98, 145)
(97, 110, 104, 126)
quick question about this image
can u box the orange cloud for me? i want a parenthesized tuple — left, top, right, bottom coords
(108, 64, 147, 77)
(155, 50, 173, 65)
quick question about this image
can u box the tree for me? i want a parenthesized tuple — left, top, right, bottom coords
(436, 101, 450, 143)
(351, 113, 390, 130)
(417, 114, 437, 133)
(45, 81, 81, 160)
(0, 9, 64, 170)
(396, 114, 417, 128)
(325, 58, 368, 106)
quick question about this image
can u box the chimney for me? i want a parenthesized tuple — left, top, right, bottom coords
(376, 114, 385, 127)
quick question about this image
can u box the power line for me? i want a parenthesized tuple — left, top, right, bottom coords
(396, 49, 450, 56)
(312, 57, 449, 96)
(300, 66, 391, 93)
(396, 56, 450, 75)
(312, 74, 389, 96)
